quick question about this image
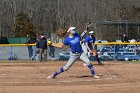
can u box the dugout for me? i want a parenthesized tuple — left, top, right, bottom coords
(0, 37, 36, 44)
(0, 37, 9, 44)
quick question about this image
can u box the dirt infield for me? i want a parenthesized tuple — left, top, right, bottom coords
(0, 61, 140, 93)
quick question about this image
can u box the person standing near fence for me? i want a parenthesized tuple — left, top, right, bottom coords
(47, 27, 100, 79)
(26, 34, 34, 60)
(82, 31, 103, 66)
(48, 39, 55, 61)
(37, 33, 47, 62)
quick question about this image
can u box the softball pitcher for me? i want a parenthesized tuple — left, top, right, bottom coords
(82, 31, 103, 66)
(47, 27, 99, 79)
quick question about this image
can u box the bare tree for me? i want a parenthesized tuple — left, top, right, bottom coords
(0, 0, 140, 40)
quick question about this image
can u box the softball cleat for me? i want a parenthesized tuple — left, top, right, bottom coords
(93, 75, 100, 79)
(47, 75, 54, 79)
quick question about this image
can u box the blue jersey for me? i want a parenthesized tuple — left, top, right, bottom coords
(63, 35, 82, 53)
(84, 36, 96, 48)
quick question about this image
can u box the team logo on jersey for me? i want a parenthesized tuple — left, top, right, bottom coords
(90, 40, 94, 43)
(70, 38, 79, 44)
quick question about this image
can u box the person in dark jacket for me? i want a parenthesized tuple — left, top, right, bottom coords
(121, 34, 129, 42)
(37, 33, 47, 62)
(26, 34, 36, 60)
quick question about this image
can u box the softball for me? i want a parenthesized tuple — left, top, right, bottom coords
(47, 41, 52, 45)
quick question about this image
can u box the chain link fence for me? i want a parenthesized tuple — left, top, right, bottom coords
(0, 44, 68, 62)
(0, 43, 140, 62)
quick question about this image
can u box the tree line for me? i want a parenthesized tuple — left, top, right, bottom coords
(0, 0, 140, 40)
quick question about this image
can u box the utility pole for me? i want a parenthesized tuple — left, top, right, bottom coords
(0, 14, 1, 37)
(126, 20, 128, 36)
(57, 0, 61, 27)
(11, 0, 16, 37)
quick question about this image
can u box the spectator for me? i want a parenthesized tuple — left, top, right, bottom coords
(107, 38, 111, 42)
(130, 39, 136, 43)
(26, 34, 34, 60)
(37, 33, 47, 62)
(48, 39, 55, 61)
(120, 34, 129, 48)
(98, 40, 102, 43)
(136, 39, 140, 42)
(122, 34, 129, 42)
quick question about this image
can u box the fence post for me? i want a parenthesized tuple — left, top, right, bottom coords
(33, 46, 37, 62)
(114, 45, 116, 61)
(10, 46, 13, 62)
(58, 48, 60, 61)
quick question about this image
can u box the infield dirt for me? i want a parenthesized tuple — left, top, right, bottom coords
(0, 61, 140, 93)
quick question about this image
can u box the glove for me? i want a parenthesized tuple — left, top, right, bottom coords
(90, 50, 97, 56)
